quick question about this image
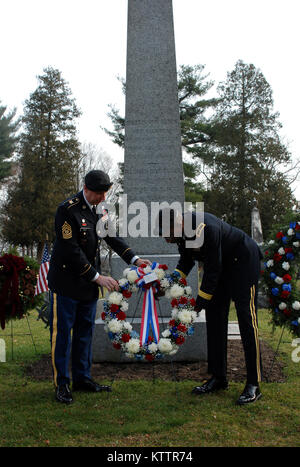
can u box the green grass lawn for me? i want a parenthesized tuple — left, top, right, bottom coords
(0, 308, 299, 447)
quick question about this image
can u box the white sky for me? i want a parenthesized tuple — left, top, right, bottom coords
(1, 0, 299, 198)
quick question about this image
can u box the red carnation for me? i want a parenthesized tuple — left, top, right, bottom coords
(113, 342, 121, 349)
(122, 290, 132, 298)
(273, 253, 282, 263)
(179, 296, 188, 305)
(110, 304, 119, 313)
(281, 290, 290, 299)
(283, 274, 292, 282)
(101, 312, 106, 320)
(295, 223, 300, 231)
(121, 333, 131, 343)
(285, 247, 293, 254)
(276, 231, 284, 239)
(117, 311, 126, 321)
(189, 298, 196, 307)
(175, 336, 185, 345)
(177, 323, 187, 333)
(283, 309, 291, 317)
(159, 264, 168, 270)
(169, 319, 176, 327)
(265, 251, 269, 256)
(145, 353, 155, 361)
(179, 278, 187, 286)
(171, 299, 178, 307)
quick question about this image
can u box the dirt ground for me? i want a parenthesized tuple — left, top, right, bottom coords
(26, 339, 286, 383)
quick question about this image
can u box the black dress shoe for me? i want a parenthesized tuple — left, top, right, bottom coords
(55, 384, 73, 404)
(73, 378, 112, 393)
(192, 376, 228, 395)
(236, 384, 262, 405)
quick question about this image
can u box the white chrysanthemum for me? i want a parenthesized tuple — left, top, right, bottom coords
(279, 302, 287, 310)
(268, 240, 275, 245)
(275, 276, 284, 285)
(184, 286, 192, 296)
(118, 278, 129, 287)
(160, 278, 170, 289)
(178, 310, 193, 324)
(169, 348, 178, 355)
(123, 322, 132, 332)
(125, 338, 140, 354)
(278, 247, 285, 255)
(108, 292, 123, 305)
(282, 262, 290, 271)
(123, 268, 131, 278)
(148, 342, 158, 353)
(287, 228, 294, 236)
(292, 301, 300, 310)
(266, 260, 274, 268)
(127, 270, 139, 283)
(170, 284, 184, 298)
(158, 338, 173, 354)
(171, 308, 179, 319)
(108, 319, 123, 333)
(191, 310, 197, 320)
(155, 268, 166, 280)
(165, 289, 171, 299)
(293, 241, 300, 248)
(162, 329, 171, 338)
(120, 301, 129, 312)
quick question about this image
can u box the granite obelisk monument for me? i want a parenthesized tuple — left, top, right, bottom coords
(92, 0, 206, 362)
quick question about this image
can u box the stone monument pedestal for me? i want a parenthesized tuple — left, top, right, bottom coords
(92, 254, 208, 362)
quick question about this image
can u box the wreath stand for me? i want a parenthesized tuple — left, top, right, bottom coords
(1, 315, 38, 361)
(264, 324, 286, 383)
(106, 289, 180, 399)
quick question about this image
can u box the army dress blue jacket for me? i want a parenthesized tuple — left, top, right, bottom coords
(47, 191, 136, 301)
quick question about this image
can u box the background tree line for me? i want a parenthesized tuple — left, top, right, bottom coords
(0, 61, 299, 260)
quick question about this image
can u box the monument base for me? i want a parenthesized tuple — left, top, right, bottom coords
(92, 253, 208, 362)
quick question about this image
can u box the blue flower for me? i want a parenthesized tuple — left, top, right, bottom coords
(108, 332, 115, 340)
(290, 222, 296, 229)
(135, 354, 143, 360)
(155, 352, 163, 359)
(286, 253, 295, 261)
(282, 236, 288, 244)
(275, 308, 279, 313)
(296, 232, 300, 239)
(270, 272, 277, 279)
(291, 320, 299, 326)
(282, 283, 292, 292)
(187, 327, 195, 336)
(271, 288, 279, 296)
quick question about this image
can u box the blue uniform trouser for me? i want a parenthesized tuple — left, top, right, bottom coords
(49, 293, 98, 387)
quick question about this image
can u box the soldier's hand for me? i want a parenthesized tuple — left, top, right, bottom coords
(135, 258, 152, 267)
(96, 275, 119, 291)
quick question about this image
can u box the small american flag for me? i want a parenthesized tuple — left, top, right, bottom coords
(35, 243, 50, 295)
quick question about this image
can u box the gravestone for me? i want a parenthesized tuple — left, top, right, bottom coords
(92, 0, 205, 362)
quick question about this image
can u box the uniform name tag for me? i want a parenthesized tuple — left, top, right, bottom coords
(143, 271, 158, 284)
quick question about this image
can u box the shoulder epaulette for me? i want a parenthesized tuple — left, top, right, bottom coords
(64, 196, 80, 209)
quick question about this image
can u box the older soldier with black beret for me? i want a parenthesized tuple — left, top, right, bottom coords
(156, 208, 263, 405)
(48, 170, 150, 404)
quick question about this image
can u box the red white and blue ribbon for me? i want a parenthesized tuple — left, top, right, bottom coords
(135, 262, 160, 345)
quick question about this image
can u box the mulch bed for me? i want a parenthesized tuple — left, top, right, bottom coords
(25, 339, 286, 383)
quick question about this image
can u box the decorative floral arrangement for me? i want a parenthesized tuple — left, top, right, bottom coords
(102, 263, 197, 361)
(261, 221, 300, 337)
(0, 253, 43, 330)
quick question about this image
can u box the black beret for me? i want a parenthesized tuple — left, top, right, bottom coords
(84, 170, 113, 192)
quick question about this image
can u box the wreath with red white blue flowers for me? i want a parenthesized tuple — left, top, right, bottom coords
(102, 263, 197, 361)
(261, 220, 300, 337)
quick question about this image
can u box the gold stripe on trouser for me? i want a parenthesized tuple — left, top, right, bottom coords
(250, 285, 261, 382)
(51, 293, 58, 387)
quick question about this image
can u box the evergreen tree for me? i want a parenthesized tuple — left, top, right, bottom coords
(2, 67, 82, 258)
(0, 102, 19, 182)
(203, 60, 295, 235)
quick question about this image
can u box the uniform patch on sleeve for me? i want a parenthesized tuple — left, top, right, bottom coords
(62, 221, 72, 239)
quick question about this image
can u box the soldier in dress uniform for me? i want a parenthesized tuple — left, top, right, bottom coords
(156, 208, 263, 405)
(48, 170, 151, 404)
